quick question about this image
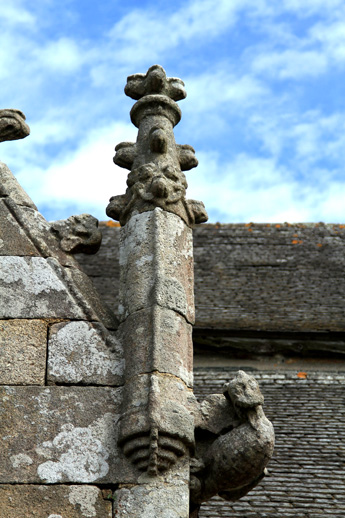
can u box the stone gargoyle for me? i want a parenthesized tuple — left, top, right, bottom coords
(190, 370, 274, 517)
(51, 213, 102, 255)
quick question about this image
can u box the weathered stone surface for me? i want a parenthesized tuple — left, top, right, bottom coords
(0, 386, 123, 483)
(0, 199, 38, 256)
(118, 373, 196, 475)
(0, 256, 117, 328)
(51, 214, 102, 255)
(118, 306, 193, 387)
(114, 458, 190, 518)
(191, 371, 274, 508)
(0, 161, 36, 208)
(3, 197, 79, 266)
(0, 256, 85, 319)
(0, 109, 30, 142)
(0, 319, 47, 385)
(119, 208, 194, 324)
(64, 264, 118, 329)
(48, 320, 124, 386)
(0, 484, 112, 518)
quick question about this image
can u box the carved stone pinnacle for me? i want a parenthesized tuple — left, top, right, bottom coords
(106, 65, 208, 227)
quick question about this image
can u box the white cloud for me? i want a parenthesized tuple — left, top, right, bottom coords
(0, 2, 36, 26)
(6, 122, 136, 220)
(32, 37, 86, 74)
(252, 50, 328, 79)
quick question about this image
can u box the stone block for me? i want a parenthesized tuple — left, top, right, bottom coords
(0, 161, 37, 209)
(119, 208, 194, 324)
(0, 386, 124, 484)
(0, 199, 38, 256)
(0, 256, 117, 328)
(0, 484, 112, 518)
(63, 264, 118, 329)
(48, 321, 124, 386)
(0, 256, 85, 319)
(118, 306, 193, 386)
(0, 319, 47, 385)
(114, 459, 189, 518)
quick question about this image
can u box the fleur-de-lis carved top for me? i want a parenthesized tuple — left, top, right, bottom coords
(125, 64, 187, 101)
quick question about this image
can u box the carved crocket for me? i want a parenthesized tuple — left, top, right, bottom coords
(0, 109, 30, 143)
(190, 371, 274, 516)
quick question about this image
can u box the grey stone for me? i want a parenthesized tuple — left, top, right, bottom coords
(106, 65, 207, 227)
(191, 371, 274, 509)
(0, 161, 36, 208)
(0, 386, 124, 483)
(62, 263, 118, 329)
(0, 256, 85, 319)
(47, 320, 124, 386)
(0, 199, 38, 256)
(114, 458, 190, 518)
(118, 208, 194, 324)
(0, 109, 30, 142)
(117, 305, 193, 387)
(0, 484, 112, 518)
(0, 319, 47, 385)
(0, 255, 117, 327)
(118, 373, 196, 475)
(3, 197, 79, 266)
(51, 214, 102, 255)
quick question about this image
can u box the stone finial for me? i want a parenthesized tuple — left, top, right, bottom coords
(106, 65, 208, 227)
(0, 109, 30, 142)
(125, 64, 187, 101)
(51, 214, 102, 254)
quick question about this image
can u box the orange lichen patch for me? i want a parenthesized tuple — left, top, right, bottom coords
(275, 224, 281, 228)
(245, 223, 253, 227)
(247, 228, 253, 232)
(297, 372, 308, 379)
(338, 224, 345, 229)
(293, 234, 299, 237)
(105, 220, 121, 227)
(317, 243, 323, 247)
(292, 239, 299, 244)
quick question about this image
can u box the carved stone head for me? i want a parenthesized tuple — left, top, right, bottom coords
(224, 370, 264, 409)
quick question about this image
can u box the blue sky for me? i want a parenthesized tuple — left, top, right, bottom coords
(1, 0, 345, 223)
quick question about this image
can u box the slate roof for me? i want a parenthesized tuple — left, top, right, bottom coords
(194, 368, 345, 518)
(76, 222, 345, 356)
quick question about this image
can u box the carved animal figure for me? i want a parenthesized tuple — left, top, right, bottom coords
(190, 370, 274, 514)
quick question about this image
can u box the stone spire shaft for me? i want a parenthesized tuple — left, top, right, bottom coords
(109, 65, 206, 518)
